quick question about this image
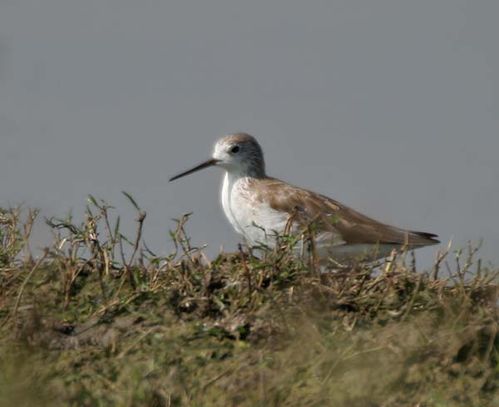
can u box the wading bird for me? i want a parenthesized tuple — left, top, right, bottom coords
(170, 133, 439, 263)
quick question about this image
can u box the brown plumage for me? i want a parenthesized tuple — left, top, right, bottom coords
(249, 177, 439, 247)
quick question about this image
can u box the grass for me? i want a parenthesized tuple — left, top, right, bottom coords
(0, 196, 497, 406)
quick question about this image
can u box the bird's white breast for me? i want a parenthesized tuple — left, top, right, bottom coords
(221, 173, 397, 262)
(221, 172, 289, 247)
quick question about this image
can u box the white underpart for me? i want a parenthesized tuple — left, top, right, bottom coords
(222, 171, 288, 247)
(221, 170, 401, 262)
(325, 244, 399, 262)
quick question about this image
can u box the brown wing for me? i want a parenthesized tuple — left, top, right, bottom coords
(252, 177, 439, 247)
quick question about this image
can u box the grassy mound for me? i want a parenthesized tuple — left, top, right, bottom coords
(0, 198, 497, 406)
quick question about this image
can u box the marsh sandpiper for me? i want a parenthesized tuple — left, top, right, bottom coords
(170, 133, 439, 262)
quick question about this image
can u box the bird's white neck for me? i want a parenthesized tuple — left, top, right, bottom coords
(223, 162, 266, 180)
(222, 169, 247, 195)
(221, 170, 248, 236)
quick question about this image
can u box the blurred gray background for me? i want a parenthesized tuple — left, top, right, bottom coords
(1, 0, 498, 267)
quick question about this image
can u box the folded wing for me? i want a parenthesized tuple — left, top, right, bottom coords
(253, 177, 439, 248)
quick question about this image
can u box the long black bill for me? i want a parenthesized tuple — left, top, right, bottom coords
(169, 158, 219, 182)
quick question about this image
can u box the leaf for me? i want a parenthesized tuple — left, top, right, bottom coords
(122, 191, 141, 211)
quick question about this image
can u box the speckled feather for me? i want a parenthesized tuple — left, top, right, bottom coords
(245, 177, 439, 246)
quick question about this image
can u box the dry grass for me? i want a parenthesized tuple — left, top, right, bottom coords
(0, 196, 497, 407)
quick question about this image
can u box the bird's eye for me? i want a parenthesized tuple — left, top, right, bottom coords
(230, 145, 240, 154)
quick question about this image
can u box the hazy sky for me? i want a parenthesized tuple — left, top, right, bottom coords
(1, 0, 498, 267)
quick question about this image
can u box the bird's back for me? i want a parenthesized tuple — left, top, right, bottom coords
(224, 176, 439, 257)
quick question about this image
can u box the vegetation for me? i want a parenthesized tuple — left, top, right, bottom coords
(0, 196, 497, 406)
